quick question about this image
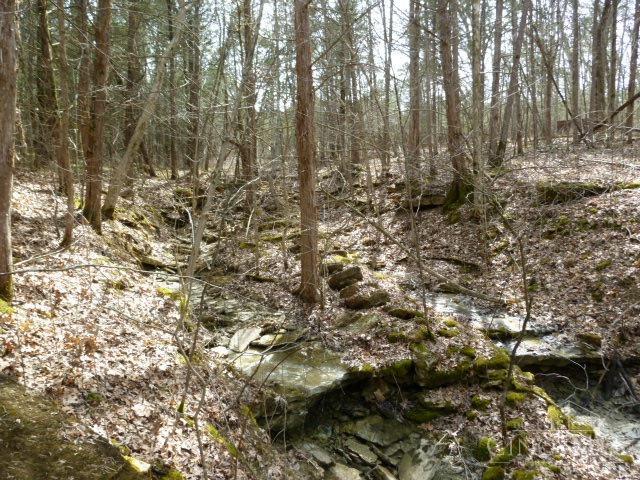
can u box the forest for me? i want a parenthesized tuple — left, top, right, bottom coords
(1, 0, 640, 479)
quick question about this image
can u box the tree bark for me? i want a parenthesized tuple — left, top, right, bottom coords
(294, 0, 320, 304)
(407, 0, 421, 185)
(607, 0, 618, 142)
(571, 0, 581, 143)
(0, 0, 17, 301)
(437, 0, 470, 205)
(626, 0, 640, 143)
(488, 0, 504, 156)
(82, 0, 111, 234)
(471, 0, 484, 213)
(166, 0, 179, 177)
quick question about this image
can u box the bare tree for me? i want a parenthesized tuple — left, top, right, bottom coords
(471, 0, 484, 214)
(491, 0, 530, 166)
(571, 0, 581, 143)
(488, 0, 504, 156)
(626, 0, 640, 143)
(407, 0, 421, 185)
(82, 0, 112, 233)
(0, 0, 18, 300)
(294, 0, 320, 304)
(437, 0, 470, 205)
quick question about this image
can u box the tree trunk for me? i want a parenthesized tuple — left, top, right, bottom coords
(82, 0, 111, 234)
(626, 0, 640, 143)
(381, 0, 393, 175)
(607, 0, 618, 142)
(407, 0, 421, 185)
(294, 0, 320, 304)
(186, 0, 202, 181)
(590, 0, 611, 126)
(488, 0, 504, 156)
(75, 0, 91, 169)
(437, 0, 470, 205)
(471, 0, 484, 213)
(0, 0, 17, 301)
(166, 0, 179, 178)
(491, 0, 530, 166)
(571, 0, 581, 143)
(56, 3, 75, 247)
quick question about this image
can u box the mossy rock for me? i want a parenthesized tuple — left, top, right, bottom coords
(474, 437, 497, 461)
(384, 305, 423, 320)
(474, 349, 511, 372)
(506, 391, 527, 406)
(506, 417, 524, 431)
(437, 327, 461, 338)
(0, 298, 14, 315)
(380, 358, 414, 382)
(547, 405, 566, 428)
(512, 469, 538, 480)
(471, 395, 492, 410)
(567, 419, 595, 438)
(618, 454, 634, 465)
(460, 346, 477, 358)
(418, 362, 472, 389)
(482, 466, 505, 480)
(536, 181, 610, 204)
(405, 407, 443, 423)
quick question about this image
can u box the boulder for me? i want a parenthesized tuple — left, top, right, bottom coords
(326, 463, 364, 480)
(328, 266, 363, 290)
(344, 287, 390, 310)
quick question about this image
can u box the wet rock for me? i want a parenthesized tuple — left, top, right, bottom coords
(398, 442, 464, 480)
(344, 415, 415, 447)
(328, 266, 363, 290)
(325, 463, 364, 480)
(505, 336, 602, 368)
(344, 287, 390, 310)
(228, 327, 263, 352)
(300, 443, 334, 467)
(250, 329, 305, 349)
(344, 437, 378, 466)
(372, 466, 398, 480)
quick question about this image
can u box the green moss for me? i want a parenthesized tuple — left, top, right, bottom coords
(420, 362, 472, 388)
(206, 424, 239, 458)
(590, 281, 606, 302)
(482, 466, 505, 480)
(388, 331, 408, 343)
(437, 327, 461, 338)
(506, 391, 527, 406)
(547, 405, 565, 427)
(567, 419, 595, 438)
(461, 346, 477, 358)
(512, 469, 537, 480)
(123, 456, 151, 475)
(156, 287, 182, 301)
(506, 417, 524, 431)
(381, 358, 414, 380)
(0, 299, 14, 315)
(618, 454, 634, 465)
(595, 259, 612, 271)
(159, 469, 186, 480)
(466, 409, 479, 420)
(490, 449, 515, 466)
(443, 317, 460, 328)
(474, 437, 497, 461)
(535, 461, 561, 474)
(474, 349, 511, 371)
(86, 391, 104, 406)
(471, 395, 491, 410)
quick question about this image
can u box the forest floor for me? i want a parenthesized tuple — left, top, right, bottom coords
(1, 142, 640, 480)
